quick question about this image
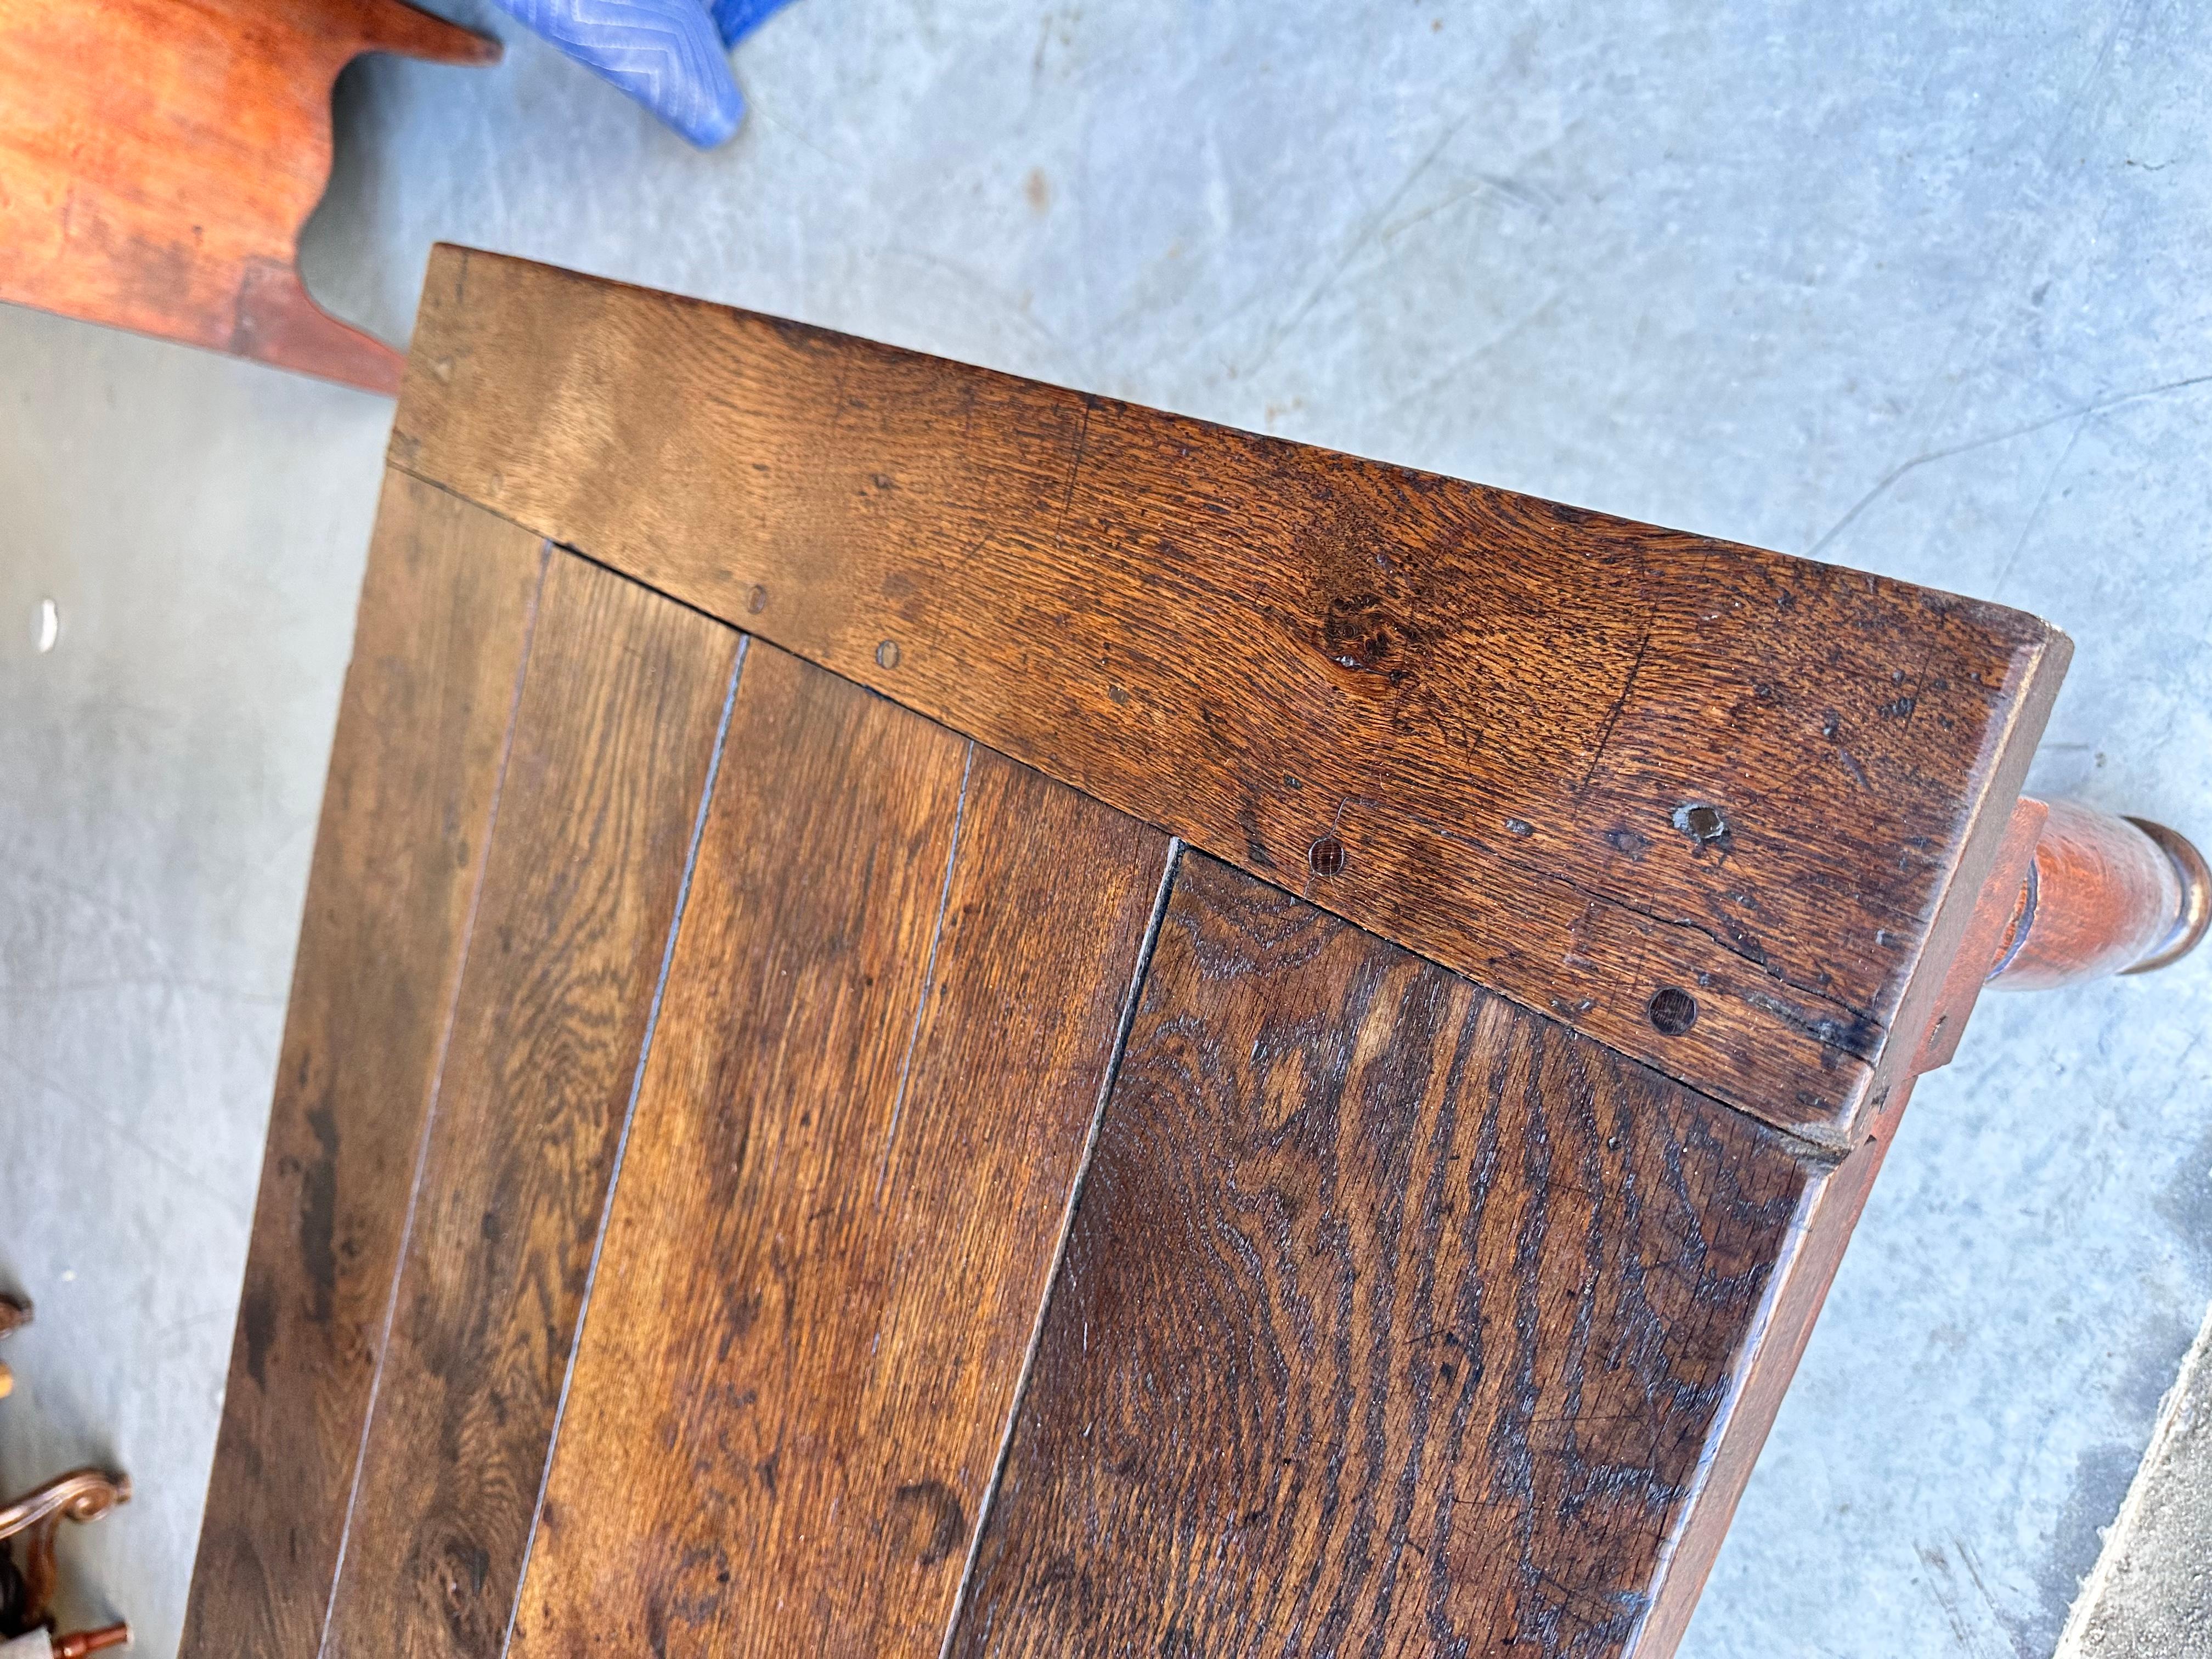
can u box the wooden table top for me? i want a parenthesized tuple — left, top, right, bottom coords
(183, 248, 2063, 1658)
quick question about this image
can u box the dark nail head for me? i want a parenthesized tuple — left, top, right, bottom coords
(1647, 987, 1699, 1035)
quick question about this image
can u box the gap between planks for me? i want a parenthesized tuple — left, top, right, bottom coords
(316, 535, 551, 1659)
(494, 633, 749, 1659)
(936, 837, 1187, 1659)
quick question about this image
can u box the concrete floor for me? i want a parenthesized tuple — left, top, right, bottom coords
(3, 2, 2209, 1654)
(2060, 1301, 2212, 1658)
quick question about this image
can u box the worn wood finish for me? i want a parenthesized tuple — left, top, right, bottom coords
(1908, 797, 2046, 1076)
(323, 551, 738, 1657)
(509, 644, 1173, 1658)
(1624, 1077, 1909, 1659)
(181, 475, 545, 1658)
(1988, 799, 2211, 989)
(188, 258, 2114, 1659)
(390, 247, 2068, 1141)
(952, 854, 1826, 1658)
(0, 0, 495, 392)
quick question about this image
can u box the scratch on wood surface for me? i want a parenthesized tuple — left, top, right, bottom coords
(1051, 396, 1095, 551)
(1579, 617, 1654, 793)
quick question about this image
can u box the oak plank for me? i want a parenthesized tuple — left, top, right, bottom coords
(180, 473, 545, 1657)
(1626, 1089, 1900, 1659)
(508, 643, 1172, 1658)
(390, 246, 2068, 1141)
(318, 549, 738, 1656)
(950, 854, 1826, 1657)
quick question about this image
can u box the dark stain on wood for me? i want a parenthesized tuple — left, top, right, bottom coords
(895, 1481, 969, 1567)
(950, 855, 1822, 1657)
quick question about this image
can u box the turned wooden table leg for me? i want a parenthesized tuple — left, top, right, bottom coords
(1911, 798, 2206, 1076)
(1988, 799, 2212, 989)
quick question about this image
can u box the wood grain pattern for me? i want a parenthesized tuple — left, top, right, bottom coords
(508, 642, 1172, 1658)
(1988, 799, 2209, 989)
(180, 474, 545, 1658)
(1623, 1087, 1902, 1659)
(319, 550, 738, 1656)
(1908, 797, 2045, 1076)
(0, 0, 495, 391)
(951, 854, 1826, 1658)
(390, 247, 2069, 1141)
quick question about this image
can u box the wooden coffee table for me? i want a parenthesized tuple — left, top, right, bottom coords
(181, 249, 2208, 1657)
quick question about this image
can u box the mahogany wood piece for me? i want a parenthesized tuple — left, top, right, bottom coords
(53, 1628, 133, 1659)
(320, 551, 737, 1656)
(0, 1305, 130, 1650)
(1987, 799, 2212, 990)
(0, 1296, 23, 1403)
(0, 0, 496, 393)
(188, 255, 2156, 1659)
(388, 246, 2070, 1144)
(510, 644, 1172, 1657)
(952, 855, 1825, 1655)
(53, 1627, 133, 1659)
(180, 476, 547, 1658)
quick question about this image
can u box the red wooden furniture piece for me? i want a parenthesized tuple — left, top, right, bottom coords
(0, 0, 498, 393)
(0, 1300, 131, 1658)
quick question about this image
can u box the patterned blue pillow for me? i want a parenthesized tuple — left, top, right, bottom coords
(492, 0, 798, 149)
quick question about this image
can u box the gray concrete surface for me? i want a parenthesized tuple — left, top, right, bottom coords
(2060, 1302, 2212, 1657)
(3, 2, 2209, 1654)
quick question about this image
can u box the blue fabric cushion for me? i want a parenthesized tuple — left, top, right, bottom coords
(492, 0, 746, 149)
(709, 0, 798, 47)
